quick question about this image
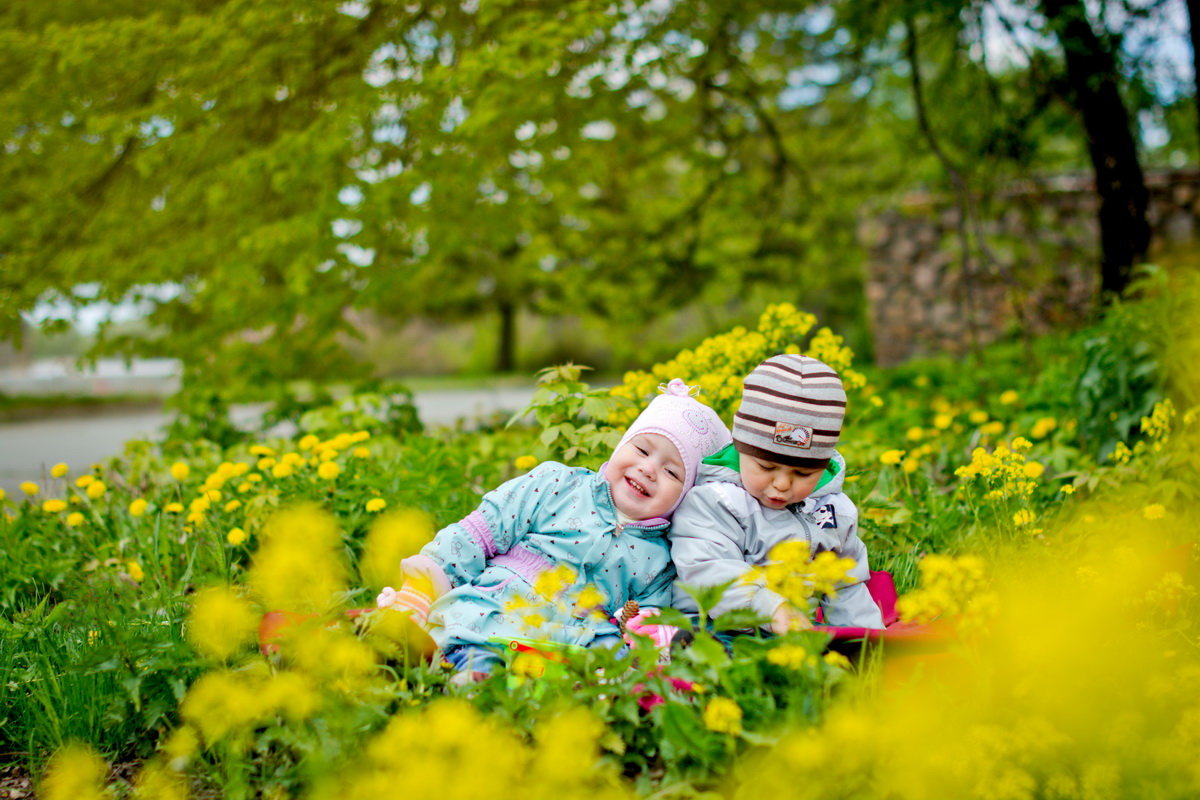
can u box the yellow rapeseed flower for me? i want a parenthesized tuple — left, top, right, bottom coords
(227, 527, 248, 546)
(170, 462, 190, 480)
(1012, 509, 1036, 526)
(514, 455, 539, 471)
(317, 461, 341, 480)
(66, 512, 85, 527)
(86, 481, 106, 499)
(51, 463, 69, 478)
(703, 697, 744, 735)
(129, 498, 148, 517)
(20, 481, 40, 496)
(366, 498, 387, 513)
(42, 499, 68, 513)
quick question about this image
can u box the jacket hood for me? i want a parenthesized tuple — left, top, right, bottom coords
(694, 449, 847, 502)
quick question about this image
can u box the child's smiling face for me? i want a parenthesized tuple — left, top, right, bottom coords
(604, 433, 686, 520)
(738, 452, 825, 509)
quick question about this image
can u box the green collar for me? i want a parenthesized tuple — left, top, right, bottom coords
(702, 443, 839, 493)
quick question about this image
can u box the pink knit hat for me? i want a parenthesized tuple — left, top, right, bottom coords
(612, 379, 732, 514)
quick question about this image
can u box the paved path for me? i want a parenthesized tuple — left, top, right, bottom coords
(0, 386, 534, 497)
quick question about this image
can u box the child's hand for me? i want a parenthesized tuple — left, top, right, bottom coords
(623, 609, 679, 650)
(770, 604, 813, 636)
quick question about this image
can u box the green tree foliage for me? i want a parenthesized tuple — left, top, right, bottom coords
(0, 0, 1190, 395)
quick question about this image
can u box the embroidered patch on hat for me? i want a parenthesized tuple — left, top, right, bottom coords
(772, 421, 813, 449)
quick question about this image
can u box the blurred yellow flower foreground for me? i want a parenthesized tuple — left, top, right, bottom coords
(735, 489, 1199, 800)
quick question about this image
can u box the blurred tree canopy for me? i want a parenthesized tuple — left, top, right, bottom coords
(0, 0, 1191, 396)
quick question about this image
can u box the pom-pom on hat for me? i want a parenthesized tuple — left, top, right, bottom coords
(733, 354, 846, 466)
(613, 378, 732, 514)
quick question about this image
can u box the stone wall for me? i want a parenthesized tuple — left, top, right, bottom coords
(860, 168, 1200, 366)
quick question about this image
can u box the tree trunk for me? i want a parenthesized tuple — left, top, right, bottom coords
(1188, 0, 1200, 148)
(1041, 0, 1150, 298)
(496, 300, 517, 373)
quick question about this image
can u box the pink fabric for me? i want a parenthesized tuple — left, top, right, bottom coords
(623, 609, 679, 649)
(612, 378, 732, 515)
(460, 510, 498, 559)
(376, 583, 434, 627)
(491, 545, 553, 583)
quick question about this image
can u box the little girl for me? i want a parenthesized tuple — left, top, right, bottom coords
(378, 379, 730, 680)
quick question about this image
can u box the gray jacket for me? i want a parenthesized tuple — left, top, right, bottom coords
(669, 451, 884, 629)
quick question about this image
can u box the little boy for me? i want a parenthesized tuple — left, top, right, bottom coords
(669, 354, 884, 633)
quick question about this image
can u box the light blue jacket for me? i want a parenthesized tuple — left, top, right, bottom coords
(421, 462, 675, 653)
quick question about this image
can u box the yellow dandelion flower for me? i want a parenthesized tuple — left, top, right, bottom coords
(0, 488, 6, 502)
(933, 413, 953, 430)
(66, 512, 85, 527)
(360, 508, 434, 590)
(905, 426, 925, 441)
(823, 650, 853, 670)
(85, 481, 106, 499)
(366, 498, 387, 513)
(1012, 509, 1036, 526)
(767, 644, 814, 670)
(1030, 417, 1058, 439)
(75, 474, 95, 488)
(901, 456, 920, 474)
(514, 455, 539, 471)
(352, 446, 371, 458)
(1060, 484, 1076, 495)
(129, 498, 148, 517)
(298, 434, 320, 451)
(170, 462, 190, 480)
(165, 502, 184, 513)
(42, 499, 68, 513)
(968, 409, 989, 424)
(1023, 461, 1045, 478)
(703, 697, 743, 735)
(272, 462, 294, 479)
(999, 389, 1019, 405)
(20, 481, 40, 496)
(227, 527, 248, 546)
(1143, 504, 1166, 520)
(249, 444, 275, 456)
(51, 463, 69, 478)
(317, 461, 341, 480)
(127, 561, 145, 582)
(224, 499, 241, 512)
(980, 421, 1005, 436)
(879, 449, 905, 466)
(187, 585, 258, 661)
(40, 743, 108, 800)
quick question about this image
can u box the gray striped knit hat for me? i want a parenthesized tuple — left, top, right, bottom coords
(733, 354, 846, 466)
